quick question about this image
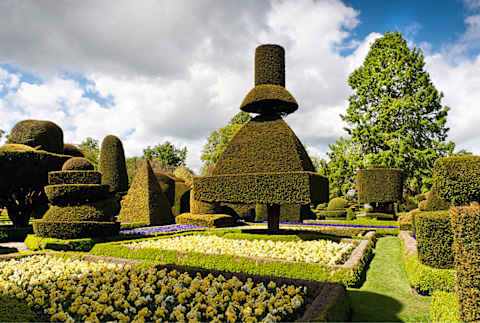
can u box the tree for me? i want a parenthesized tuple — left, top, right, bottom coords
(78, 138, 100, 168)
(326, 31, 462, 195)
(201, 111, 251, 174)
(0, 129, 4, 144)
(143, 141, 187, 169)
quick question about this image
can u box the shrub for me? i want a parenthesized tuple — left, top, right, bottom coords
(399, 195, 418, 212)
(346, 208, 355, 220)
(429, 291, 460, 323)
(41, 198, 118, 222)
(415, 211, 453, 269)
(7, 119, 63, 154)
(63, 143, 84, 157)
(190, 190, 223, 214)
(450, 205, 480, 321)
(415, 193, 427, 201)
(398, 212, 413, 231)
(118, 159, 174, 225)
(62, 157, 94, 171)
(356, 165, 403, 204)
(25, 234, 95, 251)
(172, 181, 191, 217)
(315, 210, 347, 219)
(176, 213, 235, 227)
(366, 212, 395, 219)
(433, 155, 480, 206)
(418, 187, 450, 211)
(153, 170, 176, 206)
(98, 135, 129, 193)
(44, 184, 109, 206)
(33, 220, 120, 239)
(172, 166, 195, 183)
(328, 197, 348, 210)
(48, 170, 101, 185)
(0, 144, 35, 151)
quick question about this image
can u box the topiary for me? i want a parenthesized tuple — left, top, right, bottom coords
(7, 120, 63, 154)
(418, 187, 450, 211)
(98, 135, 129, 193)
(0, 144, 36, 151)
(173, 166, 195, 183)
(327, 197, 348, 210)
(153, 170, 176, 206)
(62, 157, 94, 171)
(63, 143, 84, 157)
(356, 165, 403, 204)
(190, 190, 223, 214)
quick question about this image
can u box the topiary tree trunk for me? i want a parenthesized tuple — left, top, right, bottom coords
(267, 204, 280, 233)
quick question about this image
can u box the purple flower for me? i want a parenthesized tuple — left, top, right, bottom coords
(119, 224, 205, 237)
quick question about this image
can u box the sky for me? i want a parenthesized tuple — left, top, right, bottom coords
(0, 0, 479, 173)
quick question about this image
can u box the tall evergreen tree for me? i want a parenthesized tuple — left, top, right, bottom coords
(330, 31, 463, 195)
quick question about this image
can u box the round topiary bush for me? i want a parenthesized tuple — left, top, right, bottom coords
(7, 120, 64, 154)
(62, 157, 94, 171)
(98, 135, 129, 193)
(327, 197, 348, 210)
(63, 143, 84, 157)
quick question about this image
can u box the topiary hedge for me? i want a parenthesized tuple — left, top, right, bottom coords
(240, 84, 298, 115)
(98, 135, 129, 193)
(63, 143, 84, 157)
(315, 209, 347, 219)
(62, 157, 94, 171)
(190, 190, 223, 214)
(172, 181, 191, 217)
(33, 220, 120, 239)
(398, 212, 414, 231)
(418, 187, 450, 211)
(48, 170, 101, 185)
(429, 291, 459, 323)
(176, 213, 235, 228)
(44, 184, 109, 205)
(415, 211, 454, 269)
(25, 234, 95, 251)
(328, 197, 348, 210)
(433, 156, 480, 206)
(41, 198, 118, 222)
(153, 170, 176, 206)
(450, 205, 480, 321)
(7, 119, 63, 154)
(356, 166, 403, 204)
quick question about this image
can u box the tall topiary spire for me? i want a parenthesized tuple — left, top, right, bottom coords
(98, 135, 129, 193)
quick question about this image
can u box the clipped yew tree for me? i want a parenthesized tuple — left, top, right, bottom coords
(33, 157, 119, 239)
(8, 120, 64, 154)
(63, 143, 84, 157)
(357, 165, 403, 217)
(98, 135, 129, 194)
(118, 159, 174, 225)
(194, 44, 329, 232)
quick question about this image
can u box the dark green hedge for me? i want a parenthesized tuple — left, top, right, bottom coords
(48, 170, 101, 185)
(255, 204, 311, 222)
(190, 190, 223, 214)
(450, 205, 480, 321)
(433, 156, 480, 206)
(0, 226, 32, 242)
(41, 198, 118, 222)
(33, 220, 119, 239)
(415, 211, 454, 269)
(176, 213, 235, 227)
(194, 171, 328, 205)
(172, 181, 190, 217)
(63, 143, 84, 157)
(45, 184, 109, 205)
(212, 115, 314, 175)
(153, 170, 176, 206)
(98, 135, 129, 193)
(62, 157, 94, 171)
(356, 166, 403, 203)
(254, 44, 285, 86)
(315, 210, 347, 219)
(418, 187, 450, 211)
(398, 212, 414, 231)
(7, 119, 63, 154)
(118, 159, 174, 225)
(24, 234, 95, 251)
(240, 85, 298, 115)
(328, 197, 348, 210)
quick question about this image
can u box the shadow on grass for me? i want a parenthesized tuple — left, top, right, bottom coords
(348, 290, 404, 322)
(0, 246, 18, 254)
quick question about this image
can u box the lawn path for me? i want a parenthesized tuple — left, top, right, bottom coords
(348, 236, 431, 322)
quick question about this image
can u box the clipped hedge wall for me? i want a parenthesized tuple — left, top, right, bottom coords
(429, 291, 460, 323)
(328, 197, 348, 210)
(98, 135, 129, 193)
(153, 170, 176, 206)
(41, 198, 118, 222)
(450, 205, 480, 321)
(33, 220, 120, 239)
(356, 166, 403, 203)
(176, 213, 235, 228)
(398, 212, 413, 231)
(418, 187, 450, 211)
(7, 119, 63, 154)
(62, 157, 94, 171)
(63, 143, 84, 157)
(172, 181, 191, 217)
(190, 190, 223, 214)
(44, 184, 109, 205)
(25, 234, 95, 251)
(315, 210, 347, 219)
(48, 170, 101, 185)
(433, 156, 480, 206)
(415, 211, 453, 269)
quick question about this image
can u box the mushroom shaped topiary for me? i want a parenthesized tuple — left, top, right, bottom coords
(62, 157, 94, 171)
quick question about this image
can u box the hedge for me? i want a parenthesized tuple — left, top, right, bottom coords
(7, 119, 63, 154)
(328, 197, 348, 210)
(418, 187, 450, 211)
(433, 155, 480, 206)
(0, 226, 33, 242)
(153, 170, 176, 206)
(171, 181, 191, 217)
(48, 170, 101, 185)
(366, 212, 395, 219)
(254, 44, 285, 86)
(63, 143, 84, 157)
(62, 157, 94, 171)
(90, 232, 374, 287)
(98, 135, 129, 193)
(240, 84, 298, 115)
(429, 291, 460, 323)
(33, 220, 120, 239)
(41, 198, 118, 222)
(118, 159, 174, 225)
(189, 190, 223, 214)
(24, 234, 95, 251)
(356, 165, 403, 203)
(315, 210, 346, 219)
(255, 203, 312, 222)
(44, 184, 109, 205)
(398, 212, 413, 231)
(176, 213, 235, 227)
(450, 205, 480, 321)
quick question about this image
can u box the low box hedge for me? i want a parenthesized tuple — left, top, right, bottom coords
(24, 234, 95, 251)
(176, 213, 235, 227)
(315, 210, 346, 219)
(414, 211, 454, 269)
(33, 220, 120, 239)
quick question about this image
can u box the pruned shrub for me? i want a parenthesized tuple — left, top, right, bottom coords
(398, 212, 414, 231)
(62, 157, 94, 171)
(41, 198, 118, 222)
(48, 170, 101, 185)
(63, 143, 84, 157)
(7, 120, 64, 154)
(98, 135, 129, 193)
(0, 144, 35, 151)
(153, 170, 176, 206)
(190, 190, 223, 214)
(450, 205, 480, 321)
(44, 184, 109, 206)
(33, 220, 120, 239)
(172, 181, 191, 217)
(415, 211, 453, 269)
(418, 187, 450, 211)
(176, 213, 234, 227)
(356, 165, 403, 204)
(173, 166, 195, 183)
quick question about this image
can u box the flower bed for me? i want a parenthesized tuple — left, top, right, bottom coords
(0, 254, 350, 322)
(119, 224, 205, 237)
(126, 235, 355, 265)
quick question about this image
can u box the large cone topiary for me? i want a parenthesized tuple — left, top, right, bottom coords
(33, 157, 120, 239)
(194, 44, 328, 232)
(8, 120, 64, 154)
(118, 159, 174, 225)
(98, 135, 129, 193)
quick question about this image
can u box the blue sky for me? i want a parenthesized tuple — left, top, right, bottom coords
(0, 0, 479, 172)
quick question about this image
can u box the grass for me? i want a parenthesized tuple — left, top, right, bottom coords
(348, 236, 431, 322)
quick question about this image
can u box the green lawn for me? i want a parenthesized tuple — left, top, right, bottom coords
(348, 236, 431, 322)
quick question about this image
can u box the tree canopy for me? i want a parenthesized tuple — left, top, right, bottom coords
(143, 141, 187, 169)
(78, 137, 100, 168)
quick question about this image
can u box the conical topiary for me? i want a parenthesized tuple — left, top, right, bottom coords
(98, 135, 129, 193)
(118, 159, 174, 225)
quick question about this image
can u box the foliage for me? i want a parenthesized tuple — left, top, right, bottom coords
(429, 291, 460, 323)
(201, 111, 251, 173)
(255, 204, 311, 222)
(356, 166, 404, 203)
(0, 295, 47, 322)
(33, 220, 120, 239)
(172, 165, 195, 183)
(62, 157, 94, 171)
(48, 170, 101, 185)
(143, 141, 186, 169)
(25, 234, 95, 251)
(175, 213, 235, 227)
(78, 137, 100, 168)
(328, 197, 348, 210)
(7, 120, 64, 154)
(417, 187, 450, 211)
(63, 143, 84, 157)
(98, 135, 129, 193)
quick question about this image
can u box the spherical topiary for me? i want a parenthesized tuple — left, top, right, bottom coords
(63, 143, 84, 157)
(98, 135, 129, 193)
(7, 120, 64, 154)
(327, 197, 348, 210)
(62, 157, 94, 171)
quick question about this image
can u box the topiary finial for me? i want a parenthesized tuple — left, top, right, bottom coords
(255, 44, 285, 87)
